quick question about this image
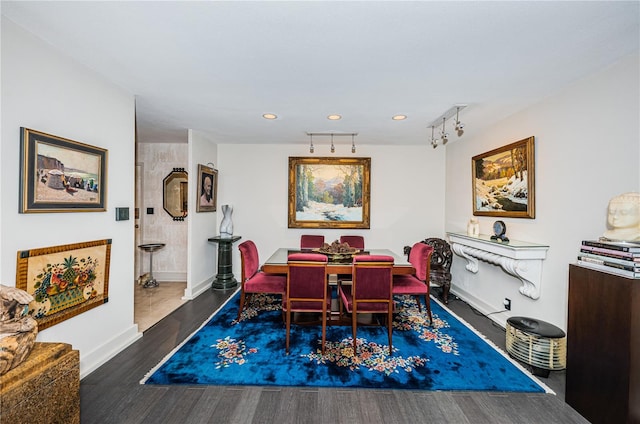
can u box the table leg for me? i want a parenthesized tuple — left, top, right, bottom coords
(143, 251, 159, 288)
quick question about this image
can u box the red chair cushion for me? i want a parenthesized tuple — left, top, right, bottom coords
(392, 274, 428, 294)
(244, 272, 286, 293)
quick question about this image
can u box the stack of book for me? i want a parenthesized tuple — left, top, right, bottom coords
(577, 240, 640, 279)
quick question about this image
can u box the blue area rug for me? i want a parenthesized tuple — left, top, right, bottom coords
(142, 290, 549, 392)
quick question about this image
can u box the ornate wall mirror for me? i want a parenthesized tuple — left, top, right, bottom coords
(163, 168, 188, 221)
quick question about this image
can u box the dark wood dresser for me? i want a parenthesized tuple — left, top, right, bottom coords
(567, 264, 639, 424)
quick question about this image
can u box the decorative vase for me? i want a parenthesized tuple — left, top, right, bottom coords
(467, 218, 480, 237)
(220, 204, 233, 238)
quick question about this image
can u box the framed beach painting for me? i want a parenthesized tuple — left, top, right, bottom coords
(16, 239, 111, 330)
(196, 163, 217, 212)
(288, 156, 370, 229)
(19, 127, 107, 213)
(472, 136, 535, 219)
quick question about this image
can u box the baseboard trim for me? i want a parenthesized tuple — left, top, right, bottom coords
(80, 324, 142, 379)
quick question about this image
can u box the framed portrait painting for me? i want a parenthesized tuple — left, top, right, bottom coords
(19, 127, 107, 213)
(196, 164, 217, 212)
(472, 136, 535, 219)
(288, 156, 371, 229)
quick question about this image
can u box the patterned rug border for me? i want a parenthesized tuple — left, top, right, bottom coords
(140, 288, 552, 394)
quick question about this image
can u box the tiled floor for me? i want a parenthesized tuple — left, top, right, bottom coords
(134, 281, 187, 332)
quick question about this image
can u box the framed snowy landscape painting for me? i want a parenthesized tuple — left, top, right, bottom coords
(472, 136, 535, 219)
(288, 156, 371, 229)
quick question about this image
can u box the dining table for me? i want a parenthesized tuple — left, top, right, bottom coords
(261, 247, 415, 275)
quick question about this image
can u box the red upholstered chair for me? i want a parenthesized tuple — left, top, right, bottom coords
(339, 235, 365, 250)
(300, 235, 325, 249)
(237, 240, 287, 321)
(338, 255, 394, 355)
(337, 235, 365, 283)
(393, 242, 434, 323)
(285, 253, 330, 354)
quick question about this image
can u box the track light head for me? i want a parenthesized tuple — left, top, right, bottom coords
(440, 117, 449, 144)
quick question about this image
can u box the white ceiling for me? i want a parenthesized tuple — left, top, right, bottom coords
(2, 1, 639, 147)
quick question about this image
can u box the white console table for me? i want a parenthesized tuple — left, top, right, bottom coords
(447, 232, 549, 300)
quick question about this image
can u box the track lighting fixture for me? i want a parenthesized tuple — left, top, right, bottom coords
(306, 132, 358, 154)
(454, 106, 464, 137)
(427, 104, 467, 149)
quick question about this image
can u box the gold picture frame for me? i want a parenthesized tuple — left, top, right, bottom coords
(472, 136, 535, 219)
(19, 127, 108, 213)
(288, 156, 371, 229)
(16, 239, 112, 330)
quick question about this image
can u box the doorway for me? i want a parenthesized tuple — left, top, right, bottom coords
(133, 161, 187, 332)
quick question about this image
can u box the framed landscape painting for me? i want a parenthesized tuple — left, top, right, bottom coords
(16, 239, 111, 330)
(472, 136, 535, 219)
(288, 157, 370, 229)
(19, 127, 107, 213)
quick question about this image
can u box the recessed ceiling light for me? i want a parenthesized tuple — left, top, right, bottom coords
(327, 114, 342, 120)
(262, 113, 278, 120)
(392, 115, 407, 120)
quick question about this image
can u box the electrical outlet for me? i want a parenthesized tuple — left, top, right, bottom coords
(504, 298, 511, 310)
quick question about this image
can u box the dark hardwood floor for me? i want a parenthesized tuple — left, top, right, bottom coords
(81, 288, 588, 423)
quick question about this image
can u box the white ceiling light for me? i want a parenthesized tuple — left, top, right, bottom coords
(392, 115, 407, 120)
(327, 114, 342, 120)
(262, 113, 278, 120)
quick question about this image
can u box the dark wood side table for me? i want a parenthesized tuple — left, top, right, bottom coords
(567, 264, 639, 424)
(208, 236, 241, 290)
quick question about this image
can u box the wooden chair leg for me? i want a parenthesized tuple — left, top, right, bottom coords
(285, 306, 291, 354)
(352, 310, 358, 354)
(321, 307, 326, 355)
(425, 294, 432, 324)
(237, 291, 246, 321)
(387, 309, 393, 355)
(415, 295, 423, 313)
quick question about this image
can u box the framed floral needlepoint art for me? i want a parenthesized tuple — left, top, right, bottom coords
(16, 239, 111, 330)
(472, 136, 535, 219)
(288, 156, 371, 229)
(19, 127, 108, 213)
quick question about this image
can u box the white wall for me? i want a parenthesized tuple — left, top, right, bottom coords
(1, 18, 138, 377)
(137, 142, 188, 281)
(445, 53, 640, 330)
(217, 143, 446, 277)
(187, 129, 218, 298)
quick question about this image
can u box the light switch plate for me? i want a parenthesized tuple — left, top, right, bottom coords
(115, 207, 130, 221)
